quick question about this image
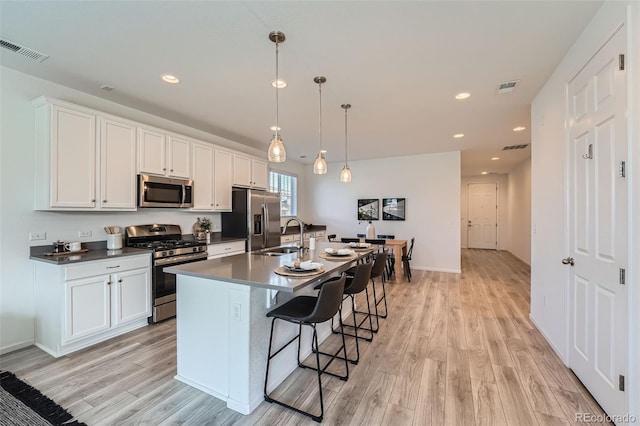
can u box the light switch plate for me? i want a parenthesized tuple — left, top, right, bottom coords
(78, 230, 92, 237)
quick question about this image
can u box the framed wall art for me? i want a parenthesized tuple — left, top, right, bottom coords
(357, 199, 379, 221)
(382, 198, 406, 221)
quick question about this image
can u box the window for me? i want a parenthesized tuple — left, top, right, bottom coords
(269, 170, 297, 217)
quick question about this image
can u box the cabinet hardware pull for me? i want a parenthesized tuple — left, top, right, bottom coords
(91, 199, 96, 202)
(107, 280, 111, 285)
(103, 200, 107, 203)
(163, 168, 166, 171)
(118, 278, 123, 283)
(106, 265, 120, 269)
(170, 169, 173, 172)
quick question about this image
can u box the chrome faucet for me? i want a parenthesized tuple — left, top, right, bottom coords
(283, 217, 305, 248)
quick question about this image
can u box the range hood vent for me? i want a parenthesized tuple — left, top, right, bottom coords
(497, 80, 519, 94)
(0, 39, 49, 63)
(503, 144, 529, 150)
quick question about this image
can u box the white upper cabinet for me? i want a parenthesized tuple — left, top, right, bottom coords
(99, 117, 137, 209)
(167, 135, 191, 178)
(32, 97, 136, 211)
(137, 127, 191, 178)
(214, 149, 233, 210)
(233, 153, 267, 190)
(191, 142, 215, 210)
(191, 143, 233, 212)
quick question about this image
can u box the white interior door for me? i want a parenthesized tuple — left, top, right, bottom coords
(467, 183, 497, 249)
(567, 25, 627, 420)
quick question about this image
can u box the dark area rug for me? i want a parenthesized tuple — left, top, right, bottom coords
(0, 371, 86, 426)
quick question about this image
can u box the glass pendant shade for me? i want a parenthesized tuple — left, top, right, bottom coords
(268, 136, 286, 162)
(313, 153, 327, 174)
(340, 165, 352, 182)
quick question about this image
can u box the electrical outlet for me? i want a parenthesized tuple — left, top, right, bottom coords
(29, 232, 46, 241)
(78, 230, 92, 238)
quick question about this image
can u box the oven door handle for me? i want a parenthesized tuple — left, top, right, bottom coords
(155, 252, 208, 266)
(181, 184, 186, 207)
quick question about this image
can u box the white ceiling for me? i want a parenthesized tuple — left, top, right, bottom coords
(0, 1, 602, 176)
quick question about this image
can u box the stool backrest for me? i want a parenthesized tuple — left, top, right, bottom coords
(327, 234, 337, 242)
(344, 262, 373, 295)
(356, 233, 366, 238)
(307, 275, 346, 323)
(364, 238, 386, 245)
(341, 237, 360, 243)
(371, 252, 387, 279)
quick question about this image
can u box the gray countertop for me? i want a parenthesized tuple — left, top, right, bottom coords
(30, 241, 152, 265)
(164, 241, 369, 292)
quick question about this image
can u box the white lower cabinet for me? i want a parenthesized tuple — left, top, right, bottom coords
(207, 241, 245, 259)
(35, 254, 151, 357)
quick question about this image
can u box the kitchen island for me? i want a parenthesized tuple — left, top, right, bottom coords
(164, 242, 370, 415)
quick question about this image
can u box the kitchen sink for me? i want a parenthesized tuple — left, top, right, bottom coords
(253, 246, 301, 256)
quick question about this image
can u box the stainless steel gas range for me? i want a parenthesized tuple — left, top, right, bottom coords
(125, 224, 207, 323)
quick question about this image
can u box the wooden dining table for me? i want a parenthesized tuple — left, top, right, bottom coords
(357, 238, 408, 279)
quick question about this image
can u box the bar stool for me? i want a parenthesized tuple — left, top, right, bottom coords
(347, 252, 388, 332)
(263, 275, 348, 422)
(327, 234, 337, 242)
(315, 262, 374, 364)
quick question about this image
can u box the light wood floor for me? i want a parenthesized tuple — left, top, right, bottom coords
(1, 249, 610, 425)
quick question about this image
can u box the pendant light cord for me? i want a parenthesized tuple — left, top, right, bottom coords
(275, 35, 280, 140)
(318, 82, 323, 153)
(344, 106, 348, 165)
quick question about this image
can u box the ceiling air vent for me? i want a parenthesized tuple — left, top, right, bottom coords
(0, 38, 49, 63)
(503, 144, 529, 150)
(497, 79, 519, 94)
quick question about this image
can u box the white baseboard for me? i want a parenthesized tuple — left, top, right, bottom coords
(0, 338, 35, 355)
(529, 313, 568, 365)
(508, 250, 531, 266)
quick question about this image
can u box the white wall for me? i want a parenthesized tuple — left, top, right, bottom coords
(460, 174, 509, 250)
(0, 67, 309, 353)
(531, 1, 637, 390)
(304, 152, 461, 273)
(507, 159, 531, 265)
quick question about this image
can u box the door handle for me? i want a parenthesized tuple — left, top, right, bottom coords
(561, 257, 575, 266)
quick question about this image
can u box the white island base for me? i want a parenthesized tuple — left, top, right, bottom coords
(174, 275, 348, 415)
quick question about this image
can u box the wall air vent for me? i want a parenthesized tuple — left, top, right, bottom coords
(497, 79, 519, 94)
(503, 144, 529, 150)
(0, 38, 49, 63)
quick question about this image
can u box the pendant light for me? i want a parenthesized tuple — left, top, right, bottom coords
(312, 76, 328, 174)
(267, 31, 286, 162)
(340, 103, 352, 183)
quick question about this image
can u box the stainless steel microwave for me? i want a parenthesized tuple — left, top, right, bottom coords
(138, 174, 194, 208)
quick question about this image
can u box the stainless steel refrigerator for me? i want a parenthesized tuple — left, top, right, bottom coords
(222, 188, 281, 252)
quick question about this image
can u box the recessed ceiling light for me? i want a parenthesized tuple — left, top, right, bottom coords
(272, 79, 287, 88)
(270, 126, 281, 131)
(481, 171, 488, 175)
(100, 84, 114, 91)
(491, 157, 500, 161)
(162, 74, 180, 84)
(320, 149, 327, 154)
(299, 155, 307, 159)
(455, 92, 470, 100)
(513, 126, 526, 132)
(453, 133, 465, 138)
